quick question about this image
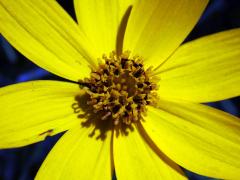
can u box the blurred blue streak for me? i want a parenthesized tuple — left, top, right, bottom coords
(198, 0, 226, 24)
(0, 36, 17, 64)
(220, 100, 239, 116)
(16, 68, 50, 83)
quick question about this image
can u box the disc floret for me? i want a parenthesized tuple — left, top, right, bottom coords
(80, 51, 158, 125)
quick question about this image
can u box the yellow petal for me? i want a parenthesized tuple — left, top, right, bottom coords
(0, 0, 97, 82)
(142, 100, 240, 179)
(113, 126, 186, 180)
(0, 80, 84, 148)
(74, 0, 136, 56)
(123, 0, 208, 68)
(36, 125, 112, 180)
(155, 28, 240, 102)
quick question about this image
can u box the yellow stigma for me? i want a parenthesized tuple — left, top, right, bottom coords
(79, 51, 158, 126)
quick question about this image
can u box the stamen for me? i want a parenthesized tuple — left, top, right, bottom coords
(79, 51, 158, 126)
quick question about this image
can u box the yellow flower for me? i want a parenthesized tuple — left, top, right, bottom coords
(0, 0, 240, 179)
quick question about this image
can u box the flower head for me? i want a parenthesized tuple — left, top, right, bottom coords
(0, 0, 240, 179)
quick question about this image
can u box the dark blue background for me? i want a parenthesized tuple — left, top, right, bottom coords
(0, 0, 239, 179)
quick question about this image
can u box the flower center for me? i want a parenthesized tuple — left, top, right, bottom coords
(79, 51, 158, 126)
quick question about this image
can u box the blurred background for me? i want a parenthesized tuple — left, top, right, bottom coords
(0, 0, 239, 179)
